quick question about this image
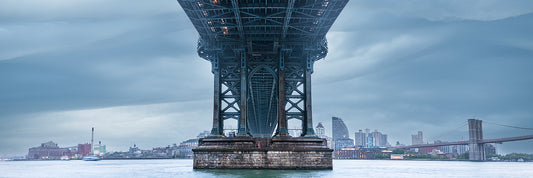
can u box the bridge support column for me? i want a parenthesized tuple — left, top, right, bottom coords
(276, 50, 289, 137)
(468, 119, 485, 161)
(209, 56, 223, 137)
(303, 57, 316, 137)
(237, 49, 249, 137)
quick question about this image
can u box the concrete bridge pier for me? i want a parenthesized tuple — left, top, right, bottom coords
(468, 119, 485, 161)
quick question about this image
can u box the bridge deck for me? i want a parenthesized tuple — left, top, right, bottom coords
(396, 135, 533, 149)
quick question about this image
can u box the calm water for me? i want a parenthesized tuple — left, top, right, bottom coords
(1, 159, 532, 178)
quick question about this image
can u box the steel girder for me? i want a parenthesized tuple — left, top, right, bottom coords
(177, 0, 348, 137)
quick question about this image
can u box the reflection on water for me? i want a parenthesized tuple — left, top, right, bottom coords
(195, 169, 332, 178)
(1, 159, 532, 178)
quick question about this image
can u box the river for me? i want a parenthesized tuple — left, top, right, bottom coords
(1, 159, 531, 177)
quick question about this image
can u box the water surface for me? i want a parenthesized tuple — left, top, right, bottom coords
(1, 159, 531, 177)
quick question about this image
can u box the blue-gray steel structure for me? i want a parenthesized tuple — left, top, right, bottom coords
(178, 0, 348, 138)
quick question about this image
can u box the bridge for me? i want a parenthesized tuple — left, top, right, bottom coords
(177, 0, 348, 169)
(396, 119, 533, 161)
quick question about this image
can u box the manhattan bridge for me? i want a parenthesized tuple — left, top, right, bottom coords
(179, 0, 348, 138)
(177, 0, 348, 169)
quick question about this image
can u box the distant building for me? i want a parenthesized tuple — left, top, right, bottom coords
(354, 129, 388, 147)
(390, 154, 404, 160)
(176, 138, 199, 158)
(94, 141, 106, 156)
(334, 147, 388, 159)
(78, 143, 92, 156)
(485, 143, 497, 155)
(316, 122, 326, 138)
(419, 146, 439, 154)
(28, 141, 69, 160)
(354, 130, 365, 147)
(332, 117, 350, 140)
(197, 131, 210, 138)
(129, 144, 141, 154)
(411, 131, 424, 145)
(332, 117, 354, 150)
(315, 122, 334, 149)
(456, 144, 469, 155)
(366, 134, 374, 147)
(371, 130, 388, 147)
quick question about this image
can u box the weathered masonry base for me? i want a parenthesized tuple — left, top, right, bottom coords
(193, 137, 332, 169)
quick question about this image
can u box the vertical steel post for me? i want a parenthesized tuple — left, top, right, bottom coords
(237, 50, 249, 136)
(210, 56, 222, 136)
(303, 57, 316, 137)
(277, 50, 289, 136)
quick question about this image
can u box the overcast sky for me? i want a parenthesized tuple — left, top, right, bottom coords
(1, 0, 532, 156)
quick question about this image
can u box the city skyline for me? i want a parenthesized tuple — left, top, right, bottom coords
(1, 0, 533, 156)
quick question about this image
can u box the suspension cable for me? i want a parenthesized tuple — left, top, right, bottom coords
(429, 120, 469, 141)
(484, 121, 533, 131)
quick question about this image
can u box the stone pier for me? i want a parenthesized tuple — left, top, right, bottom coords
(193, 137, 333, 169)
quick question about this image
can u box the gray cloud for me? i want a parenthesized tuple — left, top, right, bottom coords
(1, 0, 533, 156)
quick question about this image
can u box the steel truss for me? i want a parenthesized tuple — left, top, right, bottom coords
(178, 0, 348, 137)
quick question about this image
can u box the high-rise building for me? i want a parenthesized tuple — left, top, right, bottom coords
(412, 131, 424, 145)
(366, 135, 374, 147)
(371, 130, 388, 147)
(332, 117, 354, 150)
(354, 130, 365, 147)
(354, 129, 388, 147)
(332, 117, 350, 140)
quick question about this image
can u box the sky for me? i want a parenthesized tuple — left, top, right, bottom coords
(1, 0, 532, 156)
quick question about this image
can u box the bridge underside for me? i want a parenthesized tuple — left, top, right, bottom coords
(178, 0, 348, 169)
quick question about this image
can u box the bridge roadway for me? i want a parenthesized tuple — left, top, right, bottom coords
(396, 134, 533, 149)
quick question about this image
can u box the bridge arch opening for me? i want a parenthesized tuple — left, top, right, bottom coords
(288, 118, 303, 137)
(223, 118, 238, 137)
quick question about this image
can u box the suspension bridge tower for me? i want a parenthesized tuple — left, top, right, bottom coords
(177, 0, 348, 169)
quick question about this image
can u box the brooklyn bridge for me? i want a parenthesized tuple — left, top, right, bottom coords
(396, 119, 533, 161)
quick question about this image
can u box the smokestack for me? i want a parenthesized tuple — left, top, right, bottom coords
(91, 127, 94, 155)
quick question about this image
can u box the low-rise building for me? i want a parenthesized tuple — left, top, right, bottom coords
(28, 141, 69, 160)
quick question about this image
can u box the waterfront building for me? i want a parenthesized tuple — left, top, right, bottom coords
(93, 141, 106, 156)
(419, 146, 439, 154)
(315, 122, 334, 149)
(28, 141, 69, 160)
(334, 147, 388, 159)
(412, 131, 424, 145)
(332, 117, 354, 150)
(390, 154, 404, 160)
(176, 138, 199, 158)
(78, 143, 92, 156)
(316, 122, 326, 138)
(485, 143, 497, 155)
(332, 117, 350, 140)
(129, 144, 141, 155)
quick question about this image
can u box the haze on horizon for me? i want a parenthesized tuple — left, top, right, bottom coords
(1, 0, 532, 156)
